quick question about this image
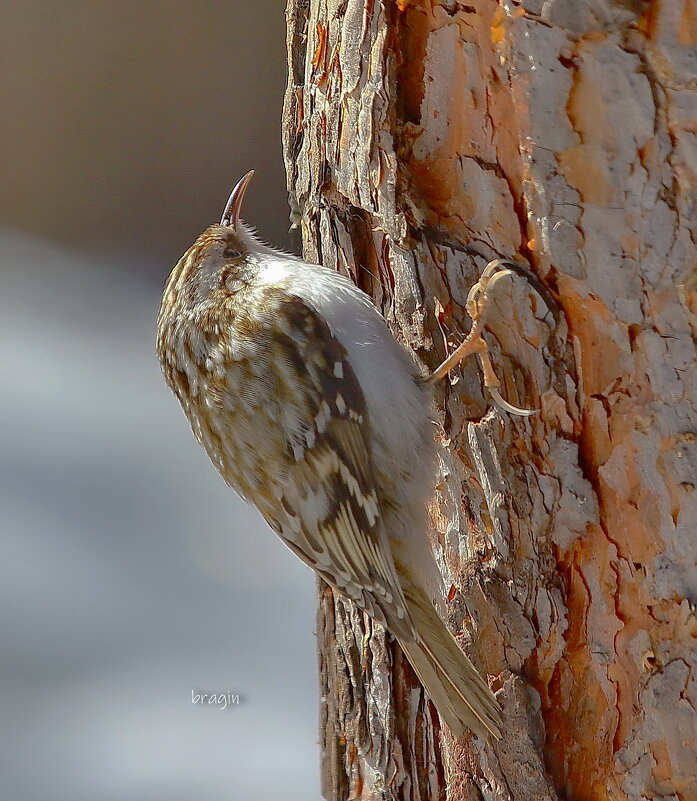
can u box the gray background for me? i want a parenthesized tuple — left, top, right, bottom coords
(1, 3, 320, 799)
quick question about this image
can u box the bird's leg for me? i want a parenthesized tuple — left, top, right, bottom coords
(428, 259, 537, 417)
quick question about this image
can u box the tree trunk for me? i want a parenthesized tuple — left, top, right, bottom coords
(282, 1, 697, 799)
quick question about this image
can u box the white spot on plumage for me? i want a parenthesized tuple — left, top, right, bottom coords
(316, 401, 331, 433)
(337, 461, 379, 525)
(260, 258, 291, 286)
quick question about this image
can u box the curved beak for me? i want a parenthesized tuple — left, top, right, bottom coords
(220, 170, 255, 230)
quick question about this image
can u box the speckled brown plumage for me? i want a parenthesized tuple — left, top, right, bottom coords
(156, 174, 503, 740)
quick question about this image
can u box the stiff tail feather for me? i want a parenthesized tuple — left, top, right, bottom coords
(398, 592, 502, 740)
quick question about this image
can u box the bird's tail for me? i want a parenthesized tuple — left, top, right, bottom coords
(397, 591, 502, 740)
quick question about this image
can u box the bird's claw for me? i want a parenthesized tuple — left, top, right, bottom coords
(465, 259, 516, 321)
(488, 387, 537, 417)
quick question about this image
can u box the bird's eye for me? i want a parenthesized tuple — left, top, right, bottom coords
(223, 244, 242, 260)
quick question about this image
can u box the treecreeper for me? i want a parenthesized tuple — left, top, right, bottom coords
(157, 171, 536, 740)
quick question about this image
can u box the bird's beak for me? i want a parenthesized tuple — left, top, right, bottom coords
(220, 170, 255, 230)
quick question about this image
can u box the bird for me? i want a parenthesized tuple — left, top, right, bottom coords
(157, 171, 533, 740)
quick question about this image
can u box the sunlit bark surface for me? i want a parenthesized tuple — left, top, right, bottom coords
(283, 1, 697, 799)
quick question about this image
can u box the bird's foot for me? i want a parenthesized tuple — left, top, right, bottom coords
(428, 259, 537, 417)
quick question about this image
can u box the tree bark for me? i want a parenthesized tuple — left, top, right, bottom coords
(282, 1, 697, 799)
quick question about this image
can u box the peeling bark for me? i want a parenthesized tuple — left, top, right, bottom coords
(282, 1, 697, 799)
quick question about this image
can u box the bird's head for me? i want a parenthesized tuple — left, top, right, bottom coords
(160, 171, 266, 319)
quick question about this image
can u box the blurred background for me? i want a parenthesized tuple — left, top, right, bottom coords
(0, 3, 320, 800)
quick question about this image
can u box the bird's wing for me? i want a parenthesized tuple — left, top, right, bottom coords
(255, 289, 413, 639)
